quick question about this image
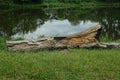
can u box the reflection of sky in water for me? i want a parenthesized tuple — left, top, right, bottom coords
(12, 19, 98, 40)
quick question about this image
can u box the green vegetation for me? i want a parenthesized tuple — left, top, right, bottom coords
(0, 49, 120, 80)
(0, 0, 119, 4)
(11, 37, 24, 41)
(42, 2, 120, 8)
(0, 38, 6, 50)
(0, 1, 120, 79)
(96, 36, 120, 43)
(0, 0, 120, 9)
(100, 36, 120, 43)
(0, 38, 120, 79)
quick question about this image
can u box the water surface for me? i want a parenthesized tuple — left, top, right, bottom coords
(0, 8, 120, 42)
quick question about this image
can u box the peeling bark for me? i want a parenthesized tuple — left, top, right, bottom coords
(6, 24, 120, 51)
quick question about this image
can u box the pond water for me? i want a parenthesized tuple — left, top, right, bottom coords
(0, 7, 120, 42)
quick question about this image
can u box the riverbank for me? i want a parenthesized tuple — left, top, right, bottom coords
(41, 2, 120, 8)
(0, 49, 120, 80)
(0, 2, 120, 9)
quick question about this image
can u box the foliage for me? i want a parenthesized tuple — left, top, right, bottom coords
(0, 0, 120, 5)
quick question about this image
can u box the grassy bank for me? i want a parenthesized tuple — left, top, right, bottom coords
(42, 2, 120, 8)
(0, 38, 6, 50)
(0, 49, 120, 80)
(0, 2, 120, 9)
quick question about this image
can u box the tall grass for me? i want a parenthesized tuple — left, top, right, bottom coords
(0, 49, 120, 80)
(100, 36, 120, 43)
(0, 38, 6, 50)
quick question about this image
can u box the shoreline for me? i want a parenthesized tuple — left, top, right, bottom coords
(0, 2, 120, 9)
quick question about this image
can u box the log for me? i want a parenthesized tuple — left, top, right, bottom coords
(6, 24, 120, 51)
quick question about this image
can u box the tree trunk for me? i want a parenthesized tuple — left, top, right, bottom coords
(6, 24, 120, 51)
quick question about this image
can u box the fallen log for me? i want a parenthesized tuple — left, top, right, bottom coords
(6, 24, 120, 51)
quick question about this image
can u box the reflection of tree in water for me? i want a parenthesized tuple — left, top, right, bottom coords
(65, 8, 81, 26)
(97, 8, 120, 41)
(0, 9, 48, 39)
(55, 8, 120, 41)
(45, 8, 96, 25)
(0, 8, 120, 41)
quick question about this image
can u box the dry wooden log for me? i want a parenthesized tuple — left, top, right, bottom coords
(6, 24, 120, 51)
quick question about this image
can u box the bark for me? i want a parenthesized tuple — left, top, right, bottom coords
(6, 24, 120, 51)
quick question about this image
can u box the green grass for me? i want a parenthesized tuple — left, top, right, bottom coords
(11, 37, 24, 41)
(0, 49, 120, 80)
(42, 2, 117, 9)
(100, 37, 120, 43)
(0, 38, 6, 50)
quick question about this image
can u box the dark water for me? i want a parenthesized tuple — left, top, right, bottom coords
(0, 8, 120, 42)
